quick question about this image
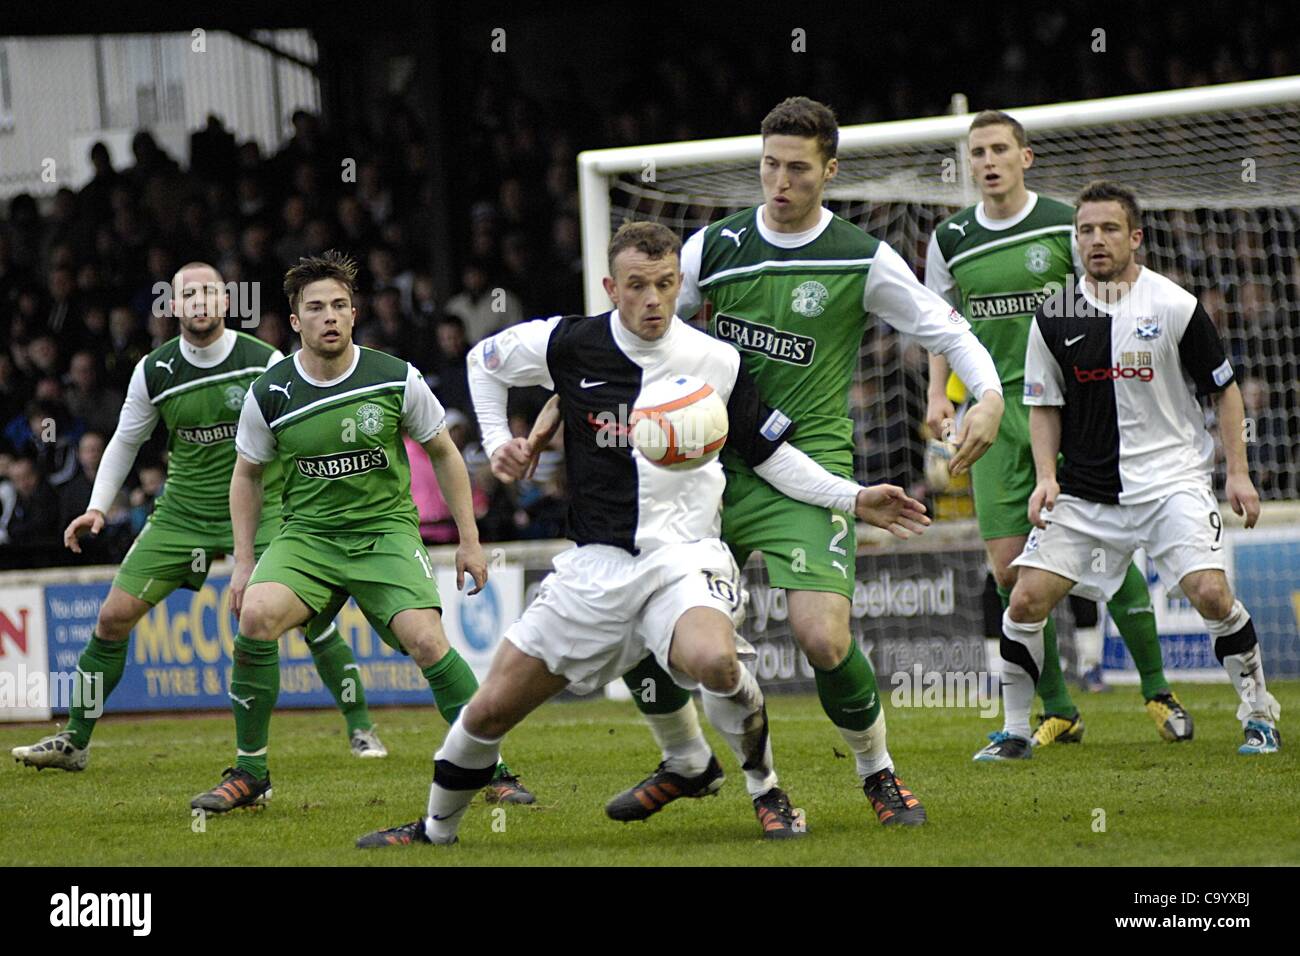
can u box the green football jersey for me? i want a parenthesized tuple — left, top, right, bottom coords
(928, 193, 1075, 387)
(688, 206, 883, 480)
(140, 330, 285, 528)
(238, 345, 445, 535)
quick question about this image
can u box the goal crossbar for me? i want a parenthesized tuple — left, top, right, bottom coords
(577, 74, 1300, 311)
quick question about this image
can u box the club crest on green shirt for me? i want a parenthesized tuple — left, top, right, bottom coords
(1025, 243, 1052, 275)
(356, 402, 384, 436)
(223, 384, 247, 410)
(791, 280, 829, 317)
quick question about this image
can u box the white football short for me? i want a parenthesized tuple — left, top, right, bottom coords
(505, 539, 748, 695)
(1011, 484, 1227, 601)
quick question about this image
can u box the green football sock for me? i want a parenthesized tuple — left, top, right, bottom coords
(1108, 561, 1169, 699)
(813, 639, 882, 731)
(305, 622, 371, 735)
(64, 634, 128, 749)
(232, 635, 279, 780)
(622, 655, 692, 714)
(999, 586, 1076, 718)
(422, 648, 479, 726)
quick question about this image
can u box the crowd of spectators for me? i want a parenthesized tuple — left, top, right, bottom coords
(1, 3, 1297, 569)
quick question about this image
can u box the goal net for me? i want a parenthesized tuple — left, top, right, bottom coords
(578, 77, 1300, 685)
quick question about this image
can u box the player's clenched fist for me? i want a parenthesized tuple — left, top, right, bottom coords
(855, 484, 931, 539)
(1027, 477, 1059, 529)
(490, 437, 537, 483)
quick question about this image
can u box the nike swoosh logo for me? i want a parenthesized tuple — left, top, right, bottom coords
(1065, 335, 1085, 346)
(579, 378, 607, 388)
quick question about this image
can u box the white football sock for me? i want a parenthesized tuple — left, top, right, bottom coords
(1001, 610, 1046, 740)
(836, 710, 892, 780)
(700, 667, 777, 797)
(1205, 602, 1280, 727)
(643, 700, 712, 777)
(425, 717, 501, 844)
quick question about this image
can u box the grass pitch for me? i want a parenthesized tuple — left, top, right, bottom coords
(3, 681, 1296, 866)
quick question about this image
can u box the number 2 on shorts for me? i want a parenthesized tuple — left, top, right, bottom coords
(829, 514, 849, 556)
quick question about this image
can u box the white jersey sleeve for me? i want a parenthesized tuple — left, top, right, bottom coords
(467, 315, 563, 458)
(87, 358, 159, 514)
(863, 241, 1003, 400)
(923, 231, 959, 307)
(235, 389, 277, 464)
(676, 228, 707, 319)
(403, 363, 447, 443)
(754, 443, 861, 513)
(1023, 315, 1064, 406)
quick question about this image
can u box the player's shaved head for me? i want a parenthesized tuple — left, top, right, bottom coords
(762, 97, 838, 164)
(174, 261, 223, 287)
(171, 261, 228, 340)
(969, 110, 1028, 148)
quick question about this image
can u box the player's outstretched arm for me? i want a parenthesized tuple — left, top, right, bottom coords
(725, 362, 930, 539)
(229, 454, 265, 619)
(422, 428, 488, 594)
(1026, 405, 1062, 529)
(1213, 382, 1260, 528)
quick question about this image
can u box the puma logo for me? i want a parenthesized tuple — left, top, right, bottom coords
(268, 382, 292, 400)
(948, 220, 970, 237)
(229, 691, 254, 711)
(721, 227, 748, 247)
(155, 358, 175, 374)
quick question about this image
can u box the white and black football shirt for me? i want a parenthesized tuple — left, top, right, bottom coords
(1024, 266, 1234, 505)
(467, 311, 794, 554)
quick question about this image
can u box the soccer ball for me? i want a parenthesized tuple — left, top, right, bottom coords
(630, 374, 728, 469)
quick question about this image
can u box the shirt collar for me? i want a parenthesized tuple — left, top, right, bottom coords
(975, 191, 1039, 231)
(293, 343, 361, 385)
(755, 204, 833, 248)
(180, 327, 237, 368)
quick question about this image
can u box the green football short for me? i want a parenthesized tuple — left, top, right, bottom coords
(247, 526, 441, 652)
(970, 391, 1037, 541)
(114, 513, 278, 606)
(722, 470, 856, 600)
